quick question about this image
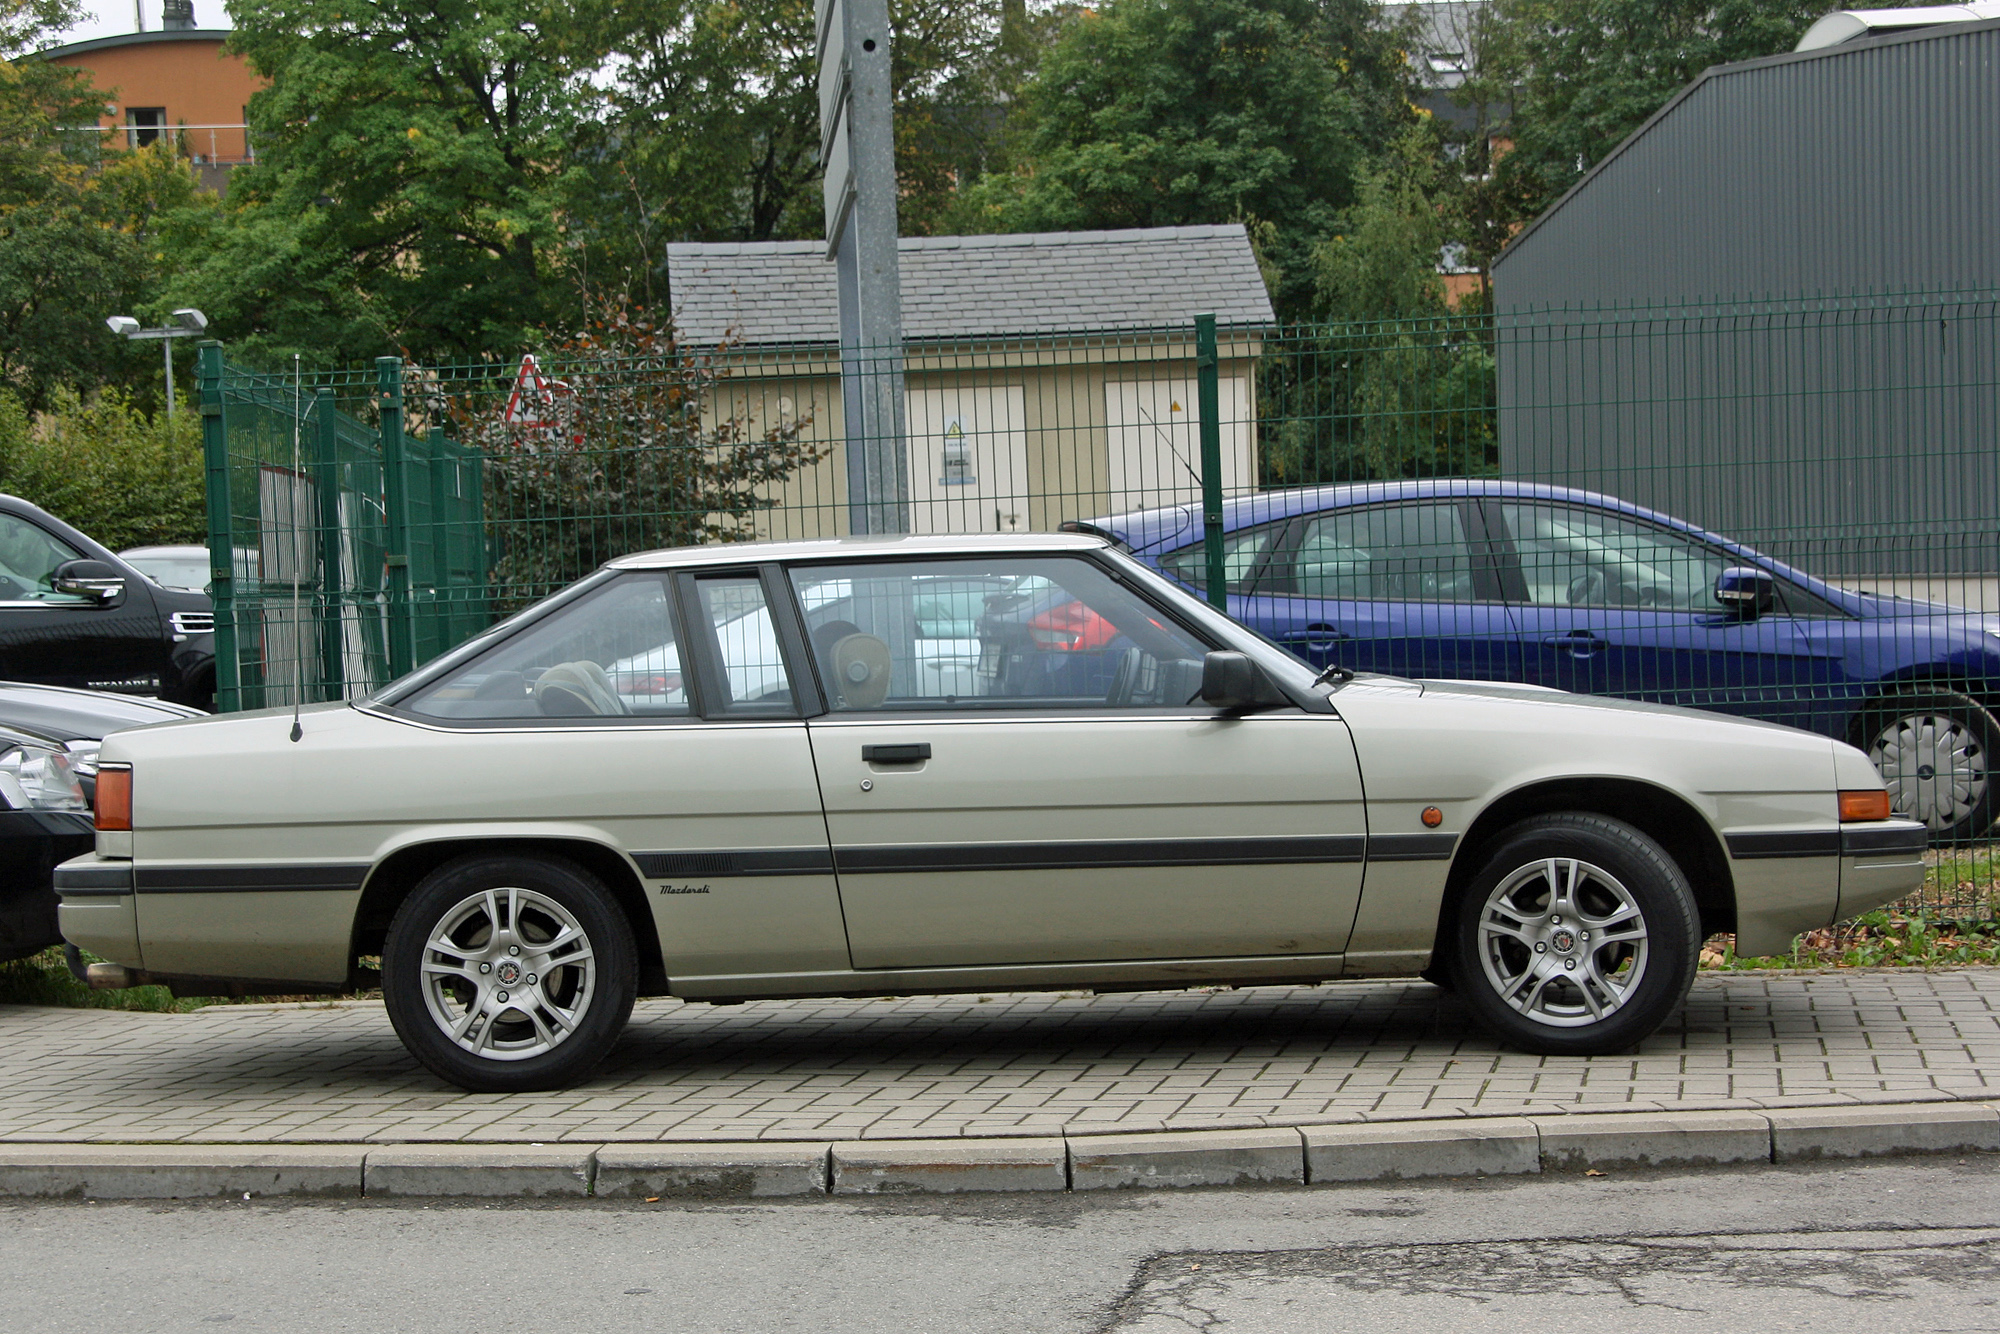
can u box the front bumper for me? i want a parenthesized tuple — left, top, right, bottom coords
(0, 810, 98, 962)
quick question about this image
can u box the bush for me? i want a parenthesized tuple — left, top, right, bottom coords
(0, 388, 206, 550)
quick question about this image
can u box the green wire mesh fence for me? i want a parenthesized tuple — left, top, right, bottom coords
(198, 288, 1999, 913)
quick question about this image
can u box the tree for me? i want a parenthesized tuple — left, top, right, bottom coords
(950, 0, 1418, 317)
(1472, 0, 1824, 226)
(1262, 126, 1496, 485)
(461, 304, 827, 606)
(208, 0, 613, 366)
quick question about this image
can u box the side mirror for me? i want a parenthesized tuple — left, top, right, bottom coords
(1199, 651, 1290, 712)
(51, 559, 125, 604)
(1715, 566, 1776, 617)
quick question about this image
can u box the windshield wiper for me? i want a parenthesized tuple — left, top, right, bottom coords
(1313, 662, 1356, 687)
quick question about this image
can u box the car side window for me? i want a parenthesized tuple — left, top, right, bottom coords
(0, 515, 86, 604)
(398, 573, 689, 721)
(1288, 503, 1476, 602)
(1158, 522, 1281, 595)
(688, 574, 797, 716)
(1501, 503, 1728, 612)
(788, 556, 1213, 711)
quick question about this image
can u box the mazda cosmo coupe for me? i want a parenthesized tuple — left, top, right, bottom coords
(57, 533, 1926, 1092)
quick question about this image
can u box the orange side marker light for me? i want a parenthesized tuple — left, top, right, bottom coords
(1838, 789, 1891, 822)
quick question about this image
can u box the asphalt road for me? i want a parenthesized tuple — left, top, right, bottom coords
(4, 1159, 1999, 1333)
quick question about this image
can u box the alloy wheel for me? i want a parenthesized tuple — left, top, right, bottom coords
(418, 884, 597, 1061)
(1476, 856, 1650, 1028)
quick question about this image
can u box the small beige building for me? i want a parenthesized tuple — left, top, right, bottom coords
(666, 225, 1276, 539)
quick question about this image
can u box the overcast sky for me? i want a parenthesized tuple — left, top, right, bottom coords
(56, 2, 202, 45)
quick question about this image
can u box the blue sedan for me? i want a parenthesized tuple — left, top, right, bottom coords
(1076, 480, 2000, 841)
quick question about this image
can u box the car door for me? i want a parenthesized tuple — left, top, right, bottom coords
(790, 552, 1369, 970)
(1238, 500, 1519, 682)
(0, 511, 170, 693)
(1488, 499, 1845, 728)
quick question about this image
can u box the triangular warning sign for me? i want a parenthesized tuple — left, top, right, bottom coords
(504, 354, 559, 427)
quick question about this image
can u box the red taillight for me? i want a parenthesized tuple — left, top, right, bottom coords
(1027, 600, 1119, 652)
(1839, 789, 1892, 822)
(613, 670, 682, 696)
(96, 765, 132, 831)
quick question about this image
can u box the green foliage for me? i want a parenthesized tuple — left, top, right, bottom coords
(1259, 127, 1497, 487)
(0, 945, 333, 1009)
(204, 0, 614, 365)
(462, 305, 827, 607)
(1472, 0, 1824, 226)
(952, 0, 1415, 317)
(0, 387, 206, 548)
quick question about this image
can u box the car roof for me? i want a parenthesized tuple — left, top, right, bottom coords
(607, 531, 1110, 570)
(1089, 478, 1728, 552)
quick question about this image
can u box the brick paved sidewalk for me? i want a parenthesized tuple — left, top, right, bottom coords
(2, 968, 1996, 1145)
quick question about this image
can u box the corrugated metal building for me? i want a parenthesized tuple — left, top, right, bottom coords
(1492, 17, 2000, 582)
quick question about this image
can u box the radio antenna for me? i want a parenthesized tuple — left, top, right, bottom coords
(289, 353, 305, 742)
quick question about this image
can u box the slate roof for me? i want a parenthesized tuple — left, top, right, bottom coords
(666, 225, 1275, 347)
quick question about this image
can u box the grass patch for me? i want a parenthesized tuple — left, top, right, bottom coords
(0, 947, 355, 1011)
(1702, 911, 2000, 970)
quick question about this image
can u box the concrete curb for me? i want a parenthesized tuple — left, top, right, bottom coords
(4, 1101, 1997, 1200)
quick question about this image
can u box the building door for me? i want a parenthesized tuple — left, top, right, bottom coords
(907, 386, 1030, 534)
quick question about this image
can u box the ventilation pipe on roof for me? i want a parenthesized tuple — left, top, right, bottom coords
(162, 0, 194, 29)
(1796, 3, 2000, 50)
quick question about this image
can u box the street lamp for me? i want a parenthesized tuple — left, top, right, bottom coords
(105, 308, 209, 417)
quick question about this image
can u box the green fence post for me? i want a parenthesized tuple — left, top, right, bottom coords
(197, 340, 241, 712)
(377, 356, 414, 679)
(1195, 314, 1227, 611)
(313, 389, 344, 700)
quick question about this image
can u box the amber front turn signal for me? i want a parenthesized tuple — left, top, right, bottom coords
(1839, 789, 1892, 822)
(95, 765, 132, 831)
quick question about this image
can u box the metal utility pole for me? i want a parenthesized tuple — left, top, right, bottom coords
(817, 0, 909, 535)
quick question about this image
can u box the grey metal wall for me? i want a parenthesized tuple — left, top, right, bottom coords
(1493, 21, 2000, 576)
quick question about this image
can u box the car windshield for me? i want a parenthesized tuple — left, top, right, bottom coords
(126, 554, 211, 590)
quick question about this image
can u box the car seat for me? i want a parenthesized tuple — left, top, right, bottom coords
(534, 660, 627, 716)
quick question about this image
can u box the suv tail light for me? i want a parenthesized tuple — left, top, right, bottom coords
(95, 764, 132, 831)
(1027, 600, 1118, 652)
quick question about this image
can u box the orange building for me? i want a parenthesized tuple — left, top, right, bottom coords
(44, 18, 266, 192)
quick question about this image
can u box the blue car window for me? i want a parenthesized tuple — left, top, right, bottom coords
(1502, 503, 1729, 611)
(1291, 504, 1475, 602)
(1159, 524, 1278, 594)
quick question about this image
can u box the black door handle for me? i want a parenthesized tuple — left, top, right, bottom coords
(862, 743, 931, 764)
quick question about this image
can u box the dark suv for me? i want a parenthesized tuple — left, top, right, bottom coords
(0, 495, 215, 709)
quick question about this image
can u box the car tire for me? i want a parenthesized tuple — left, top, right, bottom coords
(1853, 691, 1996, 844)
(383, 853, 638, 1093)
(1449, 813, 1699, 1057)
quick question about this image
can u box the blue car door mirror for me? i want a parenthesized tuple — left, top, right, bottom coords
(1715, 567, 1777, 617)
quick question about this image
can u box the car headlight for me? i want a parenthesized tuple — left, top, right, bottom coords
(0, 745, 88, 812)
(63, 740, 100, 779)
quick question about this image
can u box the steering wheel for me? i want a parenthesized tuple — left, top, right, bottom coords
(1105, 646, 1144, 706)
(1565, 570, 1607, 606)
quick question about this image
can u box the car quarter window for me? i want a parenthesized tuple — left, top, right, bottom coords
(0, 514, 86, 604)
(787, 556, 1213, 711)
(1288, 503, 1477, 602)
(397, 573, 690, 721)
(1499, 502, 1729, 612)
(1158, 522, 1282, 595)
